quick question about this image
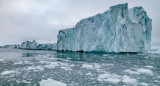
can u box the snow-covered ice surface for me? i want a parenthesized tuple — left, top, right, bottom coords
(0, 48, 160, 86)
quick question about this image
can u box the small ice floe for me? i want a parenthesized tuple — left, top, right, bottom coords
(1, 70, 15, 75)
(59, 62, 73, 71)
(45, 62, 59, 69)
(60, 66, 72, 71)
(82, 64, 94, 69)
(124, 68, 153, 76)
(97, 73, 120, 83)
(13, 61, 23, 65)
(123, 69, 140, 74)
(24, 61, 33, 64)
(82, 63, 102, 71)
(145, 66, 154, 69)
(98, 73, 137, 85)
(0, 59, 4, 62)
(39, 61, 49, 64)
(122, 75, 137, 84)
(27, 66, 44, 71)
(137, 68, 153, 76)
(105, 64, 114, 66)
(102, 54, 108, 57)
(22, 80, 30, 83)
(139, 82, 149, 86)
(94, 63, 101, 69)
(85, 72, 92, 76)
(39, 78, 67, 86)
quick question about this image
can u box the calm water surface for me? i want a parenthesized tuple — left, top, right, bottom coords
(0, 48, 160, 86)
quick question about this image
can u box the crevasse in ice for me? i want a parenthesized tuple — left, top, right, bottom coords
(57, 3, 152, 53)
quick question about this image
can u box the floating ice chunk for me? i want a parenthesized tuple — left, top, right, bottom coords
(122, 75, 137, 84)
(1, 70, 15, 75)
(85, 72, 92, 76)
(60, 66, 72, 71)
(0, 59, 4, 62)
(145, 66, 154, 69)
(39, 78, 67, 86)
(104, 78, 120, 84)
(123, 69, 140, 74)
(82, 64, 94, 69)
(97, 73, 120, 83)
(27, 66, 35, 70)
(24, 61, 33, 64)
(39, 61, 49, 64)
(23, 80, 30, 83)
(140, 82, 149, 86)
(27, 66, 44, 71)
(137, 68, 153, 76)
(13, 61, 23, 65)
(45, 62, 59, 69)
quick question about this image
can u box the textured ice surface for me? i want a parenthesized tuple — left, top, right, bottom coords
(39, 78, 67, 86)
(57, 3, 152, 53)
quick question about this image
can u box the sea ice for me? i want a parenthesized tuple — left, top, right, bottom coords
(82, 64, 94, 69)
(122, 75, 137, 84)
(39, 78, 67, 86)
(97, 73, 120, 83)
(1, 70, 15, 75)
(137, 68, 153, 76)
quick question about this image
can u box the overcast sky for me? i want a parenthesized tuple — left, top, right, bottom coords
(0, 0, 159, 46)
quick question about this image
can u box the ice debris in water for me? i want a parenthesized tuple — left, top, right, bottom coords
(39, 78, 67, 86)
(1, 70, 15, 75)
(137, 68, 153, 76)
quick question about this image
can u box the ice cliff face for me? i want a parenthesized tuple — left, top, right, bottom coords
(57, 3, 152, 53)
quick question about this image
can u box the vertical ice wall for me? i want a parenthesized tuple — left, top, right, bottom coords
(57, 3, 152, 53)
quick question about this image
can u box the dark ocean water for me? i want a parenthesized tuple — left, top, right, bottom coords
(0, 48, 160, 86)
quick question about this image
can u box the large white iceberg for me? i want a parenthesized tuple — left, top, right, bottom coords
(57, 3, 152, 53)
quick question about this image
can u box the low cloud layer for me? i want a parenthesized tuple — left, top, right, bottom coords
(0, 0, 159, 46)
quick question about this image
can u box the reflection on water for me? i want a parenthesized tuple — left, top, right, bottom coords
(0, 48, 160, 86)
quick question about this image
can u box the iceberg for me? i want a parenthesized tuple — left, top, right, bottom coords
(37, 44, 57, 50)
(19, 40, 57, 50)
(1, 45, 19, 49)
(57, 3, 152, 53)
(19, 40, 38, 50)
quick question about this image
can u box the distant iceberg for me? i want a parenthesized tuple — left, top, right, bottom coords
(19, 40, 38, 50)
(19, 40, 57, 50)
(0, 44, 19, 49)
(57, 3, 152, 53)
(0, 40, 57, 51)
